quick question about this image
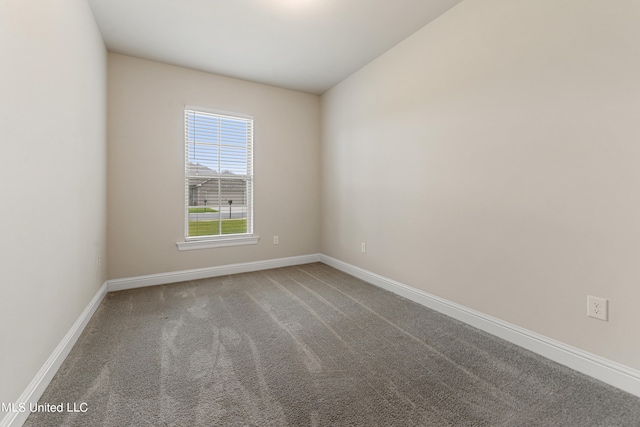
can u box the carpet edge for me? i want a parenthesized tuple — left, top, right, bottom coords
(318, 254, 640, 399)
(106, 254, 322, 292)
(0, 282, 108, 427)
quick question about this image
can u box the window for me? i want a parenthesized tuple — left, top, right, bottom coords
(177, 107, 258, 250)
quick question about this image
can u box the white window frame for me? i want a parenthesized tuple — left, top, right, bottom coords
(177, 106, 259, 251)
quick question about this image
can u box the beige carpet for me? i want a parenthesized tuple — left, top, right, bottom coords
(24, 263, 640, 426)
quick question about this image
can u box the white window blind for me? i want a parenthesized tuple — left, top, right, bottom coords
(184, 108, 253, 239)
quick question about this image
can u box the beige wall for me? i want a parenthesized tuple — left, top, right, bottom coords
(0, 0, 107, 405)
(107, 54, 321, 279)
(321, 0, 640, 370)
(2, 0, 638, 407)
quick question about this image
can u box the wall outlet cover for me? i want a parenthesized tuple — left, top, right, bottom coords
(587, 295, 608, 321)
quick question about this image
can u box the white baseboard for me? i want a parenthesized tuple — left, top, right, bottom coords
(0, 282, 108, 427)
(107, 254, 321, 292)
(319, 254, 640, 399)
(5, 253, 637, 427)
(3, 254, 321, 427)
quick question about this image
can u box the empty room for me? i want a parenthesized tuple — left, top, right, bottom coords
(2, 0, 640, 425)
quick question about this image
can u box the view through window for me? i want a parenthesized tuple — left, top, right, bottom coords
(185, 108, 253, 239)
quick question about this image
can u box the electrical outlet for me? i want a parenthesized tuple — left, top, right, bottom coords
(587, 295, 608, 321)
(361, 242, 366, 253)
(96, 255, 102, 273)
(273, 235, 279, 245)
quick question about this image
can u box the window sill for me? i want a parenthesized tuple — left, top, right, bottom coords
(176, 235, 260, 251)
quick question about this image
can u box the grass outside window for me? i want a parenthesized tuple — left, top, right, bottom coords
(189, 219, 247, 237)
(189, 207, 218, 213)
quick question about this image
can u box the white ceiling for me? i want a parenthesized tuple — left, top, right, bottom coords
(87, 0, 463, 95)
